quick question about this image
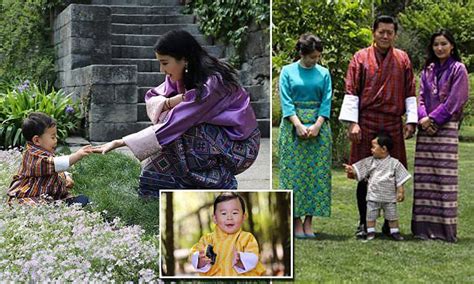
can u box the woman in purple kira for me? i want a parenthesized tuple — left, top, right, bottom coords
(411, 29, 469, 242)
(94, 30, 260, 194)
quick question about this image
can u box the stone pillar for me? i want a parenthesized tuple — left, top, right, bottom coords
(53, 4, 112, 95)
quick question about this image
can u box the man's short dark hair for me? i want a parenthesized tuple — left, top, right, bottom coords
(22, 112, 56, 142)
(373, 15, 398, 33)
(213, 192, 246, 214)
(375, 132, 394, 152)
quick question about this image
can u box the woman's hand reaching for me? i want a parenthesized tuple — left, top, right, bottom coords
(92, 139, 126, 154)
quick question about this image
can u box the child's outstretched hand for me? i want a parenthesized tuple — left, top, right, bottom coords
(232, 248, 244, 270)
(77, 145, 94, 157)
(397, 187, 405, 202)
(197, 250, 211, 269)
(69, 145, 94, 166)
(342, 163, 355, 179)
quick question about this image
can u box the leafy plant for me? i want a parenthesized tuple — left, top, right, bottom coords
(0, 0, 65, 84)
(398, 0, 474, 72)
(0, 80, 82, 149)
(185, 0, 269, 66)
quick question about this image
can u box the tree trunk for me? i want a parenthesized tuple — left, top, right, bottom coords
(277, 192, 291, 276)
(164, 192, 175, 276)
(242, 192, 255, 233)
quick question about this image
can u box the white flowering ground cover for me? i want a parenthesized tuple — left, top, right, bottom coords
(0, 149, 160, 281)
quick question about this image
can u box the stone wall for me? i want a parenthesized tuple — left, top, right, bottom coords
(238, 23, 270, 137)
(68, 65, 140, 141)
(54, 4, 143, 141)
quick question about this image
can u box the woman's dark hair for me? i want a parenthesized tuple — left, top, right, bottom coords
(374, 132, 393, 152)
(22, 112, 56, 142)
(295, 33, 323, 57)
(154, 30, 240, 100)
(213, 192, 246, 214)
(372, 15, 398, 33)
(423, 29, 462, 69)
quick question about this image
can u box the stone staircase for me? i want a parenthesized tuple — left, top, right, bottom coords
(54, 0, 269, 140)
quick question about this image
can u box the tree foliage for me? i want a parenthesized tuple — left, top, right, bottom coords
(0, 0, 64, 84)
(185, 0, 269, 66)
(272, 0, 373, 163)
(398, 0, 474, 72)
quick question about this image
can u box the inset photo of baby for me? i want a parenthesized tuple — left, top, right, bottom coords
(159, 190, 292, 279)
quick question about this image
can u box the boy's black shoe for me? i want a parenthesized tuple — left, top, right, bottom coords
(366, 232, 375, 240)
(391, 233, 404, 241)
(355, 224, 366, 238)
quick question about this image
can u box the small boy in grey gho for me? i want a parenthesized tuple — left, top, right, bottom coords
(344, 132, 410, 241)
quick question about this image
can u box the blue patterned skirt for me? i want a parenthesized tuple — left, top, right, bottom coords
(138, 124, 260, 196)
(278, 101, 332, 218)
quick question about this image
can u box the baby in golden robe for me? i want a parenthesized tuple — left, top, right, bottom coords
(190, 192, 265, 276)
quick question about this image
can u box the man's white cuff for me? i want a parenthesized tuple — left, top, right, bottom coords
(405, 97, 418, 124)
(338, 95, 359, 123)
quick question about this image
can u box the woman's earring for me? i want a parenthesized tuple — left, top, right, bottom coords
(185, 63, 188, 73)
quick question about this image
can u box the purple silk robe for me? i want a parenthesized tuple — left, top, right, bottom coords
(145, 75, 258, 145)
(418, 57, 469, 125)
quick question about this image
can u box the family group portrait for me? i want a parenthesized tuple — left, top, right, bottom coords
(0, 0, 473, 282)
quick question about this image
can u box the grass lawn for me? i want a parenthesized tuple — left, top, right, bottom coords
(72, 152, 160, 237)
(272, 127, 474, 282)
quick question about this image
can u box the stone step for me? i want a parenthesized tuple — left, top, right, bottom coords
(91, 0, 181, 6)
(138, 86, 153, 102)
(109, 5, 183, 14)
(112, 34, 212, 48)
(257, 119, 270, 138)
(111, 14, 194, 25)
(250, 101, 270, 119)
(137, 72, 165, 86)
(112, 45, 224, 59)
(137, 103, 148, 121)
(112, 58, 160, 72)
(245, 85, 267, 102)
(111, 23, 200, 35)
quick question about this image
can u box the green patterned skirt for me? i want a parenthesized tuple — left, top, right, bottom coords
(278, 101, 332, 218)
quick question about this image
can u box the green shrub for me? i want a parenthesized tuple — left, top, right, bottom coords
(0, 80, 82, 149)
(398, 0, 474, 72)
(0, 0, 64, 84)
(185, 0, 269, 66)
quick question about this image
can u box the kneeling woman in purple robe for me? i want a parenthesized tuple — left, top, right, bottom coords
(95, 30, 260, 194)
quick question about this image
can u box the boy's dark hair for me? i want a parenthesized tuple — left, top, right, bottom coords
(22, 112, 56, 142)
(213, 192, 246, 214)
(375, 132, 394, 152)
(373, 15, 398, 33)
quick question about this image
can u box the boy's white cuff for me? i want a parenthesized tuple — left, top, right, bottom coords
(338, 95, 359, 123)
(54, 155, 70, 172)
(234, 252, 258, 274)
(352, 165, 362, 182)
(405, 97, 418, 124)
(191, 251, 211, 272)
